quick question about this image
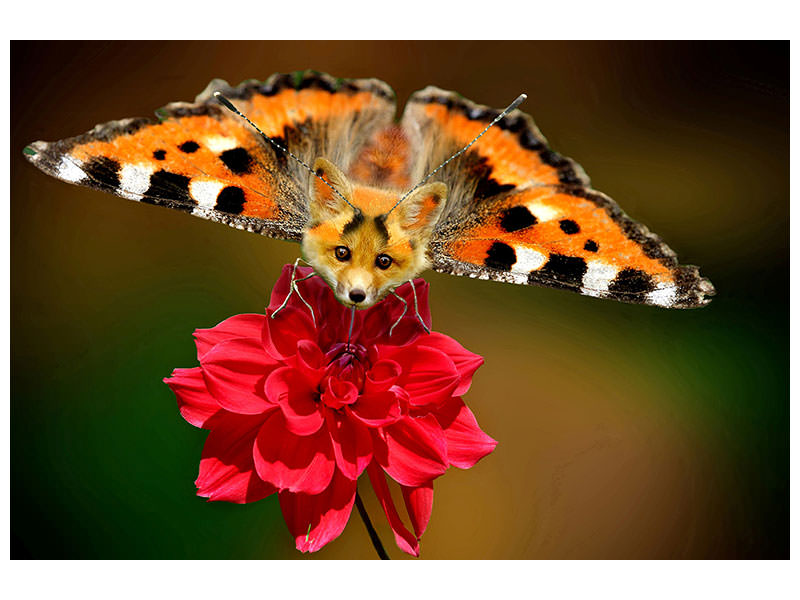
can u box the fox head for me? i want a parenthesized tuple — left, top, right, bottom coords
(301, 157, 447, 308)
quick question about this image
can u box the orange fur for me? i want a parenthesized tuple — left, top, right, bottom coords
(302, 157, 445, 308)
(350, 187, 397, 215)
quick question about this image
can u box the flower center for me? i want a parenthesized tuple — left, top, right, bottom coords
(318, 342, 369, 409)
(325, 342, 368, 388)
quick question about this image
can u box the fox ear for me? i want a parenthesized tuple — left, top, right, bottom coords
(310, 157, 354, 222)
(394, 182, 447, 238)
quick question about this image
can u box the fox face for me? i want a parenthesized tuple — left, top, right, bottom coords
(301, 158, 447, 308)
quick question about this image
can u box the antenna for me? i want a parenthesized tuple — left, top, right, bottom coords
(214, 92, 356, 210)
(387, 93, 528, 214)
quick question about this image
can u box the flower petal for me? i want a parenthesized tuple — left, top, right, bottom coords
(267, 264, 328, 315)
(289, 339, 326, 384)
(278, 469, 357, 553)
(261, 306, 318, 361)
(325, 411, 372, 480)
(364, 359, 402, 394)
(200, 337, 275, 415)
(348, 388, 401, 427)
(366, 461, 419, 557)
(316, 305, 361, 351)
(419, 333, 484, 396)
(388, 345, 460, 408)
(376, 414, 448, 487)
(435, 397, 498, 469)
(266, 367, 324, 436)
(253, 411, 335, 494)
(402, 481, 434, 539)
(320, 377, 358, 410)
(362, 279, 432, 347)
(195, 412, 277, 503)
(164, 367, 221, 429)
(193, 313, 266, 360)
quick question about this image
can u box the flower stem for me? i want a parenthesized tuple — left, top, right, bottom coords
(354, 491, 390, 560)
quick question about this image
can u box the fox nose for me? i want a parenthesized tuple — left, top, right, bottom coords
(349, 289, 366, 304)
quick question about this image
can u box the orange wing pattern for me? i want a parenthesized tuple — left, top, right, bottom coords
(24, 71, 396, 241)
(25, 72, 713, 308)
(401, 86, 714, 308)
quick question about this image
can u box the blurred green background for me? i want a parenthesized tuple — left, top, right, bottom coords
(11, 41, 787, 559)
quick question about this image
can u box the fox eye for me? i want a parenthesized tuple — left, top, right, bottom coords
(334, 246, 351, 262)
(375, 254, 393, 270)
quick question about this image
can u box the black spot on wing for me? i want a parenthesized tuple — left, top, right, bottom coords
(83, 157, 121, 189)
(220, 147, 253, 174)
(160, 104, 223, 119)
(179, 141, 200, 153)
(471, 156, 515, 200)
(142, 170, 193, 209)
(259, 73, 294, 96)
(608, 268, 655, 295)
(497, 114, 526, 133)
(215, 186, 246, 214)
(532, 254, 587, 287)
(153, 149, 166, 160)
(519, 129, 544, 151)
(484, 242, 516, 271)
(584, 239, 599, 252)
(559, 219, 580, 234)
(267, 135, 288, 168)
(539, 149, 582, 185)
(271, 119, 313, 171)
(539, 150, 561, 167)
(551, 184, 682, 271)
(466, 106, 491, 121)
(475, 176, 515, 200)
(296, 74, 337, 93)
(500, 206, 537, 232)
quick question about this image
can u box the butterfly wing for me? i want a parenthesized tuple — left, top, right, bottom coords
(24, 71, 396, 242)
(401, 86, 715, 308)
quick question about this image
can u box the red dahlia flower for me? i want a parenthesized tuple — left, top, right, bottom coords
(164, 265, 496, 557)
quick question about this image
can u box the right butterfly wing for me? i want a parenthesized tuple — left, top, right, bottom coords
(400, 86, 714, 308)
(25, 71, 396, 241)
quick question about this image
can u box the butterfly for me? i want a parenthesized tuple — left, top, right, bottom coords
(24, 70, 714, 311)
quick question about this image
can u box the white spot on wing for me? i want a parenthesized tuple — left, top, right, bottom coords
(507, 272, 528, 285)
(57, 156, 86, 183)
(525, 202, 561, 222)
(512, 246, 547, 272)
(190, 180, 225, 209)
(204, 136, 238, 153)
(647, 286, 678, 307)
(119, 163, 155, 200)
(582, 261, 618, 295)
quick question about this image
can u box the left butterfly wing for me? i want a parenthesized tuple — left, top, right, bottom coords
(401, 87, 714, 308)
(24, 71, 396, 241)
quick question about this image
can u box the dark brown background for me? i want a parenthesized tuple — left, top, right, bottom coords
(11, 41, 788, 559)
